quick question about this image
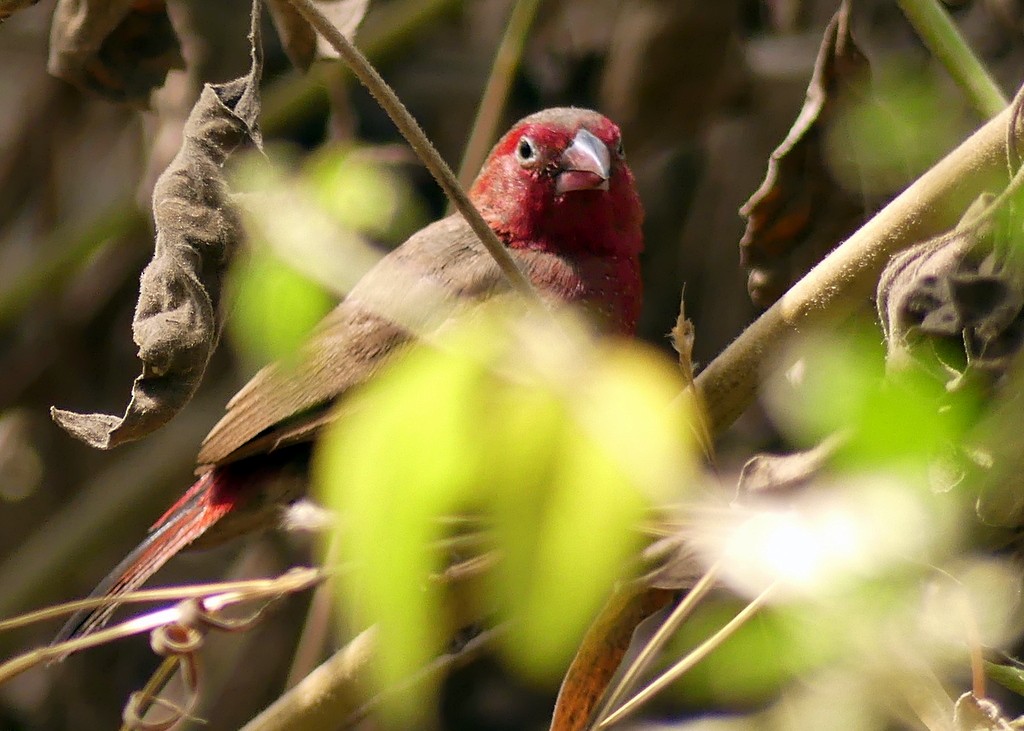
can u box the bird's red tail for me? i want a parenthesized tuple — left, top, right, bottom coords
(53, 470, 235, 646)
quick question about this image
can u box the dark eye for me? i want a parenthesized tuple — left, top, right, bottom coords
(615, 137, 625, 157)
(516, 136, 535, 163)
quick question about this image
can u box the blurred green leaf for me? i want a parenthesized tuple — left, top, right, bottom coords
(665, 600, 828, 707)
(232, 144, 428, 302)
(314, 312, 695, 720)
(227, 248, 334, 367)
(766, 325, 974, 470)
(827, 64, 960, 196)
(306, 145, 428, 242)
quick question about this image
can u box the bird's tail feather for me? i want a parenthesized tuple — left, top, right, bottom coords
(52, 470, 233, 647)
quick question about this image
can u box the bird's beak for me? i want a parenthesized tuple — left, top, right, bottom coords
(555, 128, 610, 194)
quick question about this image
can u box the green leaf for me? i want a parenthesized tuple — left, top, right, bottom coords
(227, 249, 334, 368)
(314, 312, 696, 719)
(766, 325, 974, 470)
(306, 145, 428, 242)
(666, 601, 829, 707)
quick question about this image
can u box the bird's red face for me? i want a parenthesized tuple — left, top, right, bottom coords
(470, 108, 644, 258)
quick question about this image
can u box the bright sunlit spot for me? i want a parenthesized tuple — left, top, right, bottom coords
(694, 477, 944, 600)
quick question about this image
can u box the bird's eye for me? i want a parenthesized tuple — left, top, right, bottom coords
(516, 136, 536, 163)
(615, 138, 625, 157)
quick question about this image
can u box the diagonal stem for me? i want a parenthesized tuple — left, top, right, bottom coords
(598, 584, 775, 729)
(897, 0, 1007, 119)
(589, 564, 720, 728)
(285, 0, 542, 302)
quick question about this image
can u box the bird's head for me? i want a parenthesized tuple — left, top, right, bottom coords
(469, 108, 644, 258)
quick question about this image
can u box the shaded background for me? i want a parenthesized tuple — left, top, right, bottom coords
(0, 0, 1021, 728)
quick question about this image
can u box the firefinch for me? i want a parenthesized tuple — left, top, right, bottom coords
(56, 107, 644, 643)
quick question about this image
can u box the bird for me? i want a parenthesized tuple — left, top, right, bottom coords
(54, 106, 645, 646)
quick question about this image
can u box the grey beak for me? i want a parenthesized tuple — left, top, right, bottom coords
(555, 128, 611, 194)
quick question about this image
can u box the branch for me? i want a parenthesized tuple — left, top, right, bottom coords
(285, 0, 542, 302)
(694, 101, 1018, 435)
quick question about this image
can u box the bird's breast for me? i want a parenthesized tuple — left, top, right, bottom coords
(516, 250, 642, 335)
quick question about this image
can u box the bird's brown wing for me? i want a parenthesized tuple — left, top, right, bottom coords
(195, 214, 514, 468)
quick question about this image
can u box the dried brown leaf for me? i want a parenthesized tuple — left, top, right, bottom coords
(877, 194, 1024, 392)
(739, 1, 876, 308)
(267, 0, 369, 72)
(47, 0, 184, 104)
(51, 1, 264, 450)
(267, 0, 318, 71)
(877, 191, 1024, 529)
(313, 0, 369, 57)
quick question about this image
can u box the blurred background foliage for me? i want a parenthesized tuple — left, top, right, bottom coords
(2, 0, 1024, 729)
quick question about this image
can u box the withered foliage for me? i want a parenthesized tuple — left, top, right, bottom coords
(51, 3, 264, 449)
(48, 0, 184, 104)
(740, 1, 875, 308)
(877, 181, 1024, 532)
(266, 0, 368, 71)
(0, 0, 40, 22)
(878, 193, 1024, 394)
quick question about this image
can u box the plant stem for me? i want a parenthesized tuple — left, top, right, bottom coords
(597, 585, 775, 728)
(454, 0, 542, 195)
(898, 0, 1007, 118)
(694, 102, 1019, 435)
(285, 0, 541, 302)
(263, 0, 461, 136)
(591, 566, 719, 727)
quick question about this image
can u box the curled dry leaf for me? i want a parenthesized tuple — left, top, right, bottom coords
(877, 187, 1024, 527)
(266, 0, 369, 72)
(50, 0, 264, 450)
(47, 0, 184, 104)
(739, 1, 877, 308)
(877, 194, 1024, 394)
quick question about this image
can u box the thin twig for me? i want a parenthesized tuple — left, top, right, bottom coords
(285, 0, 542, 302)
(263, 0, 461, 136)
(589, 565, 719, 728)
(597, 585, 775, 729)
(897, 0, 1007, 119)
(0, 568, 323, 634)
(453, 0, 542, 195)
(0, 568, 322, 684)
(117, 656, 179, 731)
